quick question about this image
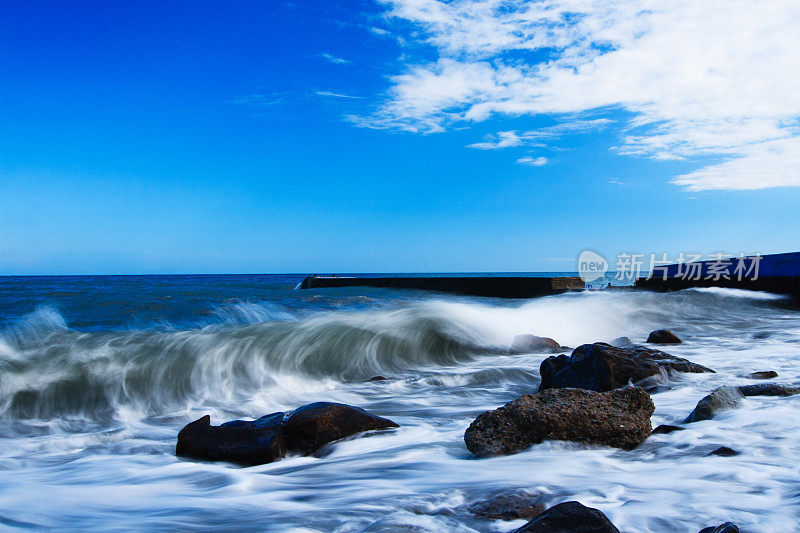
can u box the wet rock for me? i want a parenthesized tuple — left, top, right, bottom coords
(512, 501, 620, 533)
(608, 336, 634, 347)
(282, 402, 399, 455)
(468, 492, 545, 521)
(539, 343, 713, 393)
(367, 375, 388, 382)
(511, 334, 562, 354)
(176, 412, 286, 466)
(684, 387, 743, 423)
(177, 403, 398, 465)
(652, 424, 684, 434)
(699, 522, 740, 533)
(708, 446, 740, 457)
(737, 383, 800, 396)
(647, 329, 682, 344)
(744, 371, 778, 380)
(464, 387, 654, 457)
(685, 383, 800, 423)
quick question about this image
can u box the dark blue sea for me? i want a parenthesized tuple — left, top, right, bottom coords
(1, 275, 799, 531)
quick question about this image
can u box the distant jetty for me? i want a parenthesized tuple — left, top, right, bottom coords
(635, 251, 800, 297)
(299, 275, 585, 298)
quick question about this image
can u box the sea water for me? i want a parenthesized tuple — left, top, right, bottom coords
(1, 275, 798, 531)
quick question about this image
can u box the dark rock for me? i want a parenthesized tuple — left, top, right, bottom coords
(539, 343, 713, 393)
(699, 522, 740, 533)
(282, 402, 399, 455)
(685, 384, 800, 423)
(737, 383, 800, 396)
(652, 424, 684, 434)
(608, 336, 633, 347)
(367, 375, 388, 382)
(684, 387, 743, 423)
(464, 387, 654, 457)
(708, 446, 740, 457)
(511, 334, 562, 354)
(177, 403, 398, 465)
(469, 492, 545, 521)
(512, 501, 620, 533)
(744, 371, 778, 380)
(647, 329, 682, 344)
(176, 412, 286, 466)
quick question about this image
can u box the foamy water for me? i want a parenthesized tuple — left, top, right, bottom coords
(1, 276, 799, 531)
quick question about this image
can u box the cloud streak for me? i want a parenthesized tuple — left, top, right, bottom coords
(319, 52, 350, 64)
(359, 0, 800, 191)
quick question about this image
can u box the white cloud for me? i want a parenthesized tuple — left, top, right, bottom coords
(517, 156, 548, 166)
(361, 0, 800, 191)
(468, 130, 524, 149)
(320, 53, 350, 64)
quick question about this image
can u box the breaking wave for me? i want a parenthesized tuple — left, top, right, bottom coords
(0, 288, 791, 423)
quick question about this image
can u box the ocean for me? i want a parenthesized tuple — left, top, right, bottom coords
(1, 275, 799, 531)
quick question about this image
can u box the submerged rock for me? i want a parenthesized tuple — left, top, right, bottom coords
(737, 383, 800, 396)
(684, 386, 743, 423)
(608, 336, 634, 347)
(469, 492, 545, 521)
(539, 343, 713, 393)
(512, 501, 620, 533)
(464, 387, 654, 457)
(511, 334, 562, 354)
(744, 371, 778, 380)
(699, 522, 740, 533)
(177, 402, 398, 465)
(708, 446, 740, 457)
(652, 424, 685, 434)
(685, 383, 800, 423)
(647, 329, 682, 344)
(282, 402, 399, 455)
(176, 412, 286, 466)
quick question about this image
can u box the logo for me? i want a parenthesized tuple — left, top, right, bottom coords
(578, 250, 608, 283)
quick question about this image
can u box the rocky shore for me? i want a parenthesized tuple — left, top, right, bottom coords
(175, 328, 796, 531)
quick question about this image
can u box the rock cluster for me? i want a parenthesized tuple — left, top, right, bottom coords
(684, 383, 800, 422)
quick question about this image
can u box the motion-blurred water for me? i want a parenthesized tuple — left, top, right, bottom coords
(1, 275, 799, 531)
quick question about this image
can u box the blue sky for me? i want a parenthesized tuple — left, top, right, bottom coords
(1, 0, 799, 275)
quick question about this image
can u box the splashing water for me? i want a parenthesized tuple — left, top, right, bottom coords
(1, 275, 799, 531)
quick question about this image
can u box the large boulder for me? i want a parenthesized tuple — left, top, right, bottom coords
(511, 334, 562, 354)
(176, 412, 286, 466)
(539, 343, 713, 393)
(177, 403, 398, 465)
(512, 501, 620, 533)
(282, 402, 399, 455)
(685, 383, 800, 422)
(464, 387, 654, 457)
(647, 329, 682, 344)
